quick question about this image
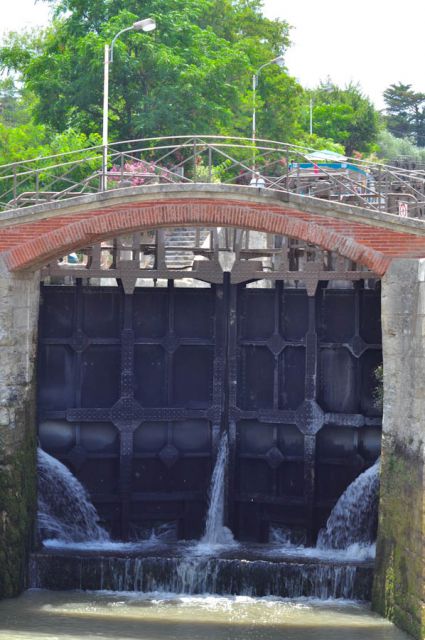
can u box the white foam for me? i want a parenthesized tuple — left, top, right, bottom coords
(81, 589, 363, 608)
(42, 538, 165, 552)
(260, 542, 376, 562)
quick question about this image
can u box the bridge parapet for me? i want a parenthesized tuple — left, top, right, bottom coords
(2, 184, 425, 275)
(1, 136, 424, 221)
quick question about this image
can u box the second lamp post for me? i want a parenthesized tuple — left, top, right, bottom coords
(102, 18, 156, 190)
(251, 54, 285, 177)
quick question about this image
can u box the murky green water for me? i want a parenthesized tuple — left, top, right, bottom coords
(0, 590, 411, 640)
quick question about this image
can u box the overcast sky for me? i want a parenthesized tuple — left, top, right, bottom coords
(1, 0, 424, 109)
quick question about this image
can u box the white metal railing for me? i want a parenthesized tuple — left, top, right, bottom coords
(1, 135, 424, 220)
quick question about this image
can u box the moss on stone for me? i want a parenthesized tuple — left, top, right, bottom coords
(0, 402, 37, 599)
(372, 440, 425, 639)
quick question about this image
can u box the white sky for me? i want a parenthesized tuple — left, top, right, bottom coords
(263, 0, 425, 109)
(1, 0, 424, 109)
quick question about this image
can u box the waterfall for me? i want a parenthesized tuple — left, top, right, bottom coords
(201, 432, 234, 545)
(31, 552, 372, 600)
(32, 446, 377, 600)
(317, 458, 380, 550)
(37, 448, 109, 543)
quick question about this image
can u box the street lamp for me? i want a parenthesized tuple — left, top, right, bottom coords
(309, 97, 313, 135)
(251, 53, 284, 179)
(102, 18, 156, 190)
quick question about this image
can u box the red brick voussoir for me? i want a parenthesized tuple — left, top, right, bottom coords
(2, 198, 425, 274)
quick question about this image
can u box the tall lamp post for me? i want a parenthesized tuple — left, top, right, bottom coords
(251, 54, 284, 178)
(102, 18, 156, 190)
(309, 97, 313, 135)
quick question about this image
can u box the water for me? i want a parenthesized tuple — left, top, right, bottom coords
(25, 444, 394, 640)
(34, 449, 380, 599)
(37, 448, 109, 543)
(201, 432, 235, 546)
(317, 459, 380, 550)
(23, 450, 399, 638)
(0, 590, 411, 640)
(30, 549, 373, 599)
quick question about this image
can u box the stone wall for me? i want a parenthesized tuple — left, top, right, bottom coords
(0, 257, 39, 598)
(373, 258, 425, 638)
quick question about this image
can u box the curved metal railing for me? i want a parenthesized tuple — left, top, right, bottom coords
(1, 135, 424, 219)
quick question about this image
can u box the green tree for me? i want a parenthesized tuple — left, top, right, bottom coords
(0, 78, 22, 127)
(0, 75, 100, 164)
(0, 0, 302, 143)
(296, 133, 345, 155)
(375, 130, 425, 165)
(301, 82, 380, 155)
(383, 82, 425, 147)
(256, 70, 303, 143)
(0, 76, 101, 205)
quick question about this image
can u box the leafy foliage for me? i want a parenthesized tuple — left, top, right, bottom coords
(375, 130, 425, 165)
(383, 82, 425, 147)
(297, 133, 345, 155)
(373, 364, 383, 411)
(0, 76, 101, 160)
(0, 77, 102, 204)
(0, 0, 303, 143)
(301, 82, 380, 155)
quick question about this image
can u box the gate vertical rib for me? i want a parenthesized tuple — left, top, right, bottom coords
(166, 280, 175, 410)
(304, 295, 318, 545)
(212, 282, 225, 456)
(74, 281, 84, 449)
(118, 292, 136, 538)
(270, 283, 281, 516)
(164, 280, 180, 536)
(272, 282, 282, 418)
(353, 283, 361, 458)
(224, 273, 237, 535)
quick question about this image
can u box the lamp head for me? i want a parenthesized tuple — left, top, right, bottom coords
(274, 54, 285, 68)
(133, 18, 156, 32)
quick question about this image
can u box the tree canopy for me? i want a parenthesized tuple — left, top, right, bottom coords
(0, 0, 305, 143)
(0, 0, 391, 159)
(375, 130, 425, 165)
(0, 76, 100, 166)
(301, 82, 380, 155)
(383, 82, 425, 147)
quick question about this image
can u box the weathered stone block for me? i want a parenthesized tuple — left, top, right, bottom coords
(373, 258, 425, 639)
(0, 409, 9, 427)
(0, 412, 37, 597)
(0, 258, 39, 599)
(373, 440, 425, 639)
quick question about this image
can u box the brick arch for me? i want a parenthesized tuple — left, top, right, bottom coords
(3, 196, 425, 274)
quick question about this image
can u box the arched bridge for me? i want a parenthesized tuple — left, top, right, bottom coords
(1, 136, 425, 275)
(2, 183, 425, 275)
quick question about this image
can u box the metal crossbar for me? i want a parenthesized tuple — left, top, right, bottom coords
(1, 135, 424, 220)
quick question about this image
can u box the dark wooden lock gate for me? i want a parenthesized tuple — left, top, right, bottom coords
(37, 229, 382, 542)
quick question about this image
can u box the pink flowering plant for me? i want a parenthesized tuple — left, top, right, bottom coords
(108, 158, 172, 186)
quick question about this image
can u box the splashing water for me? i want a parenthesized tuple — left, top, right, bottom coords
(317, 459, 380, 550)
(33, 447, 377, 599)
(201, 433, 235, 546)
(37, 448, 109, 543)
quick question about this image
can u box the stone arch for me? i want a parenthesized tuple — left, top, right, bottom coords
(3, 198, 393, 274)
